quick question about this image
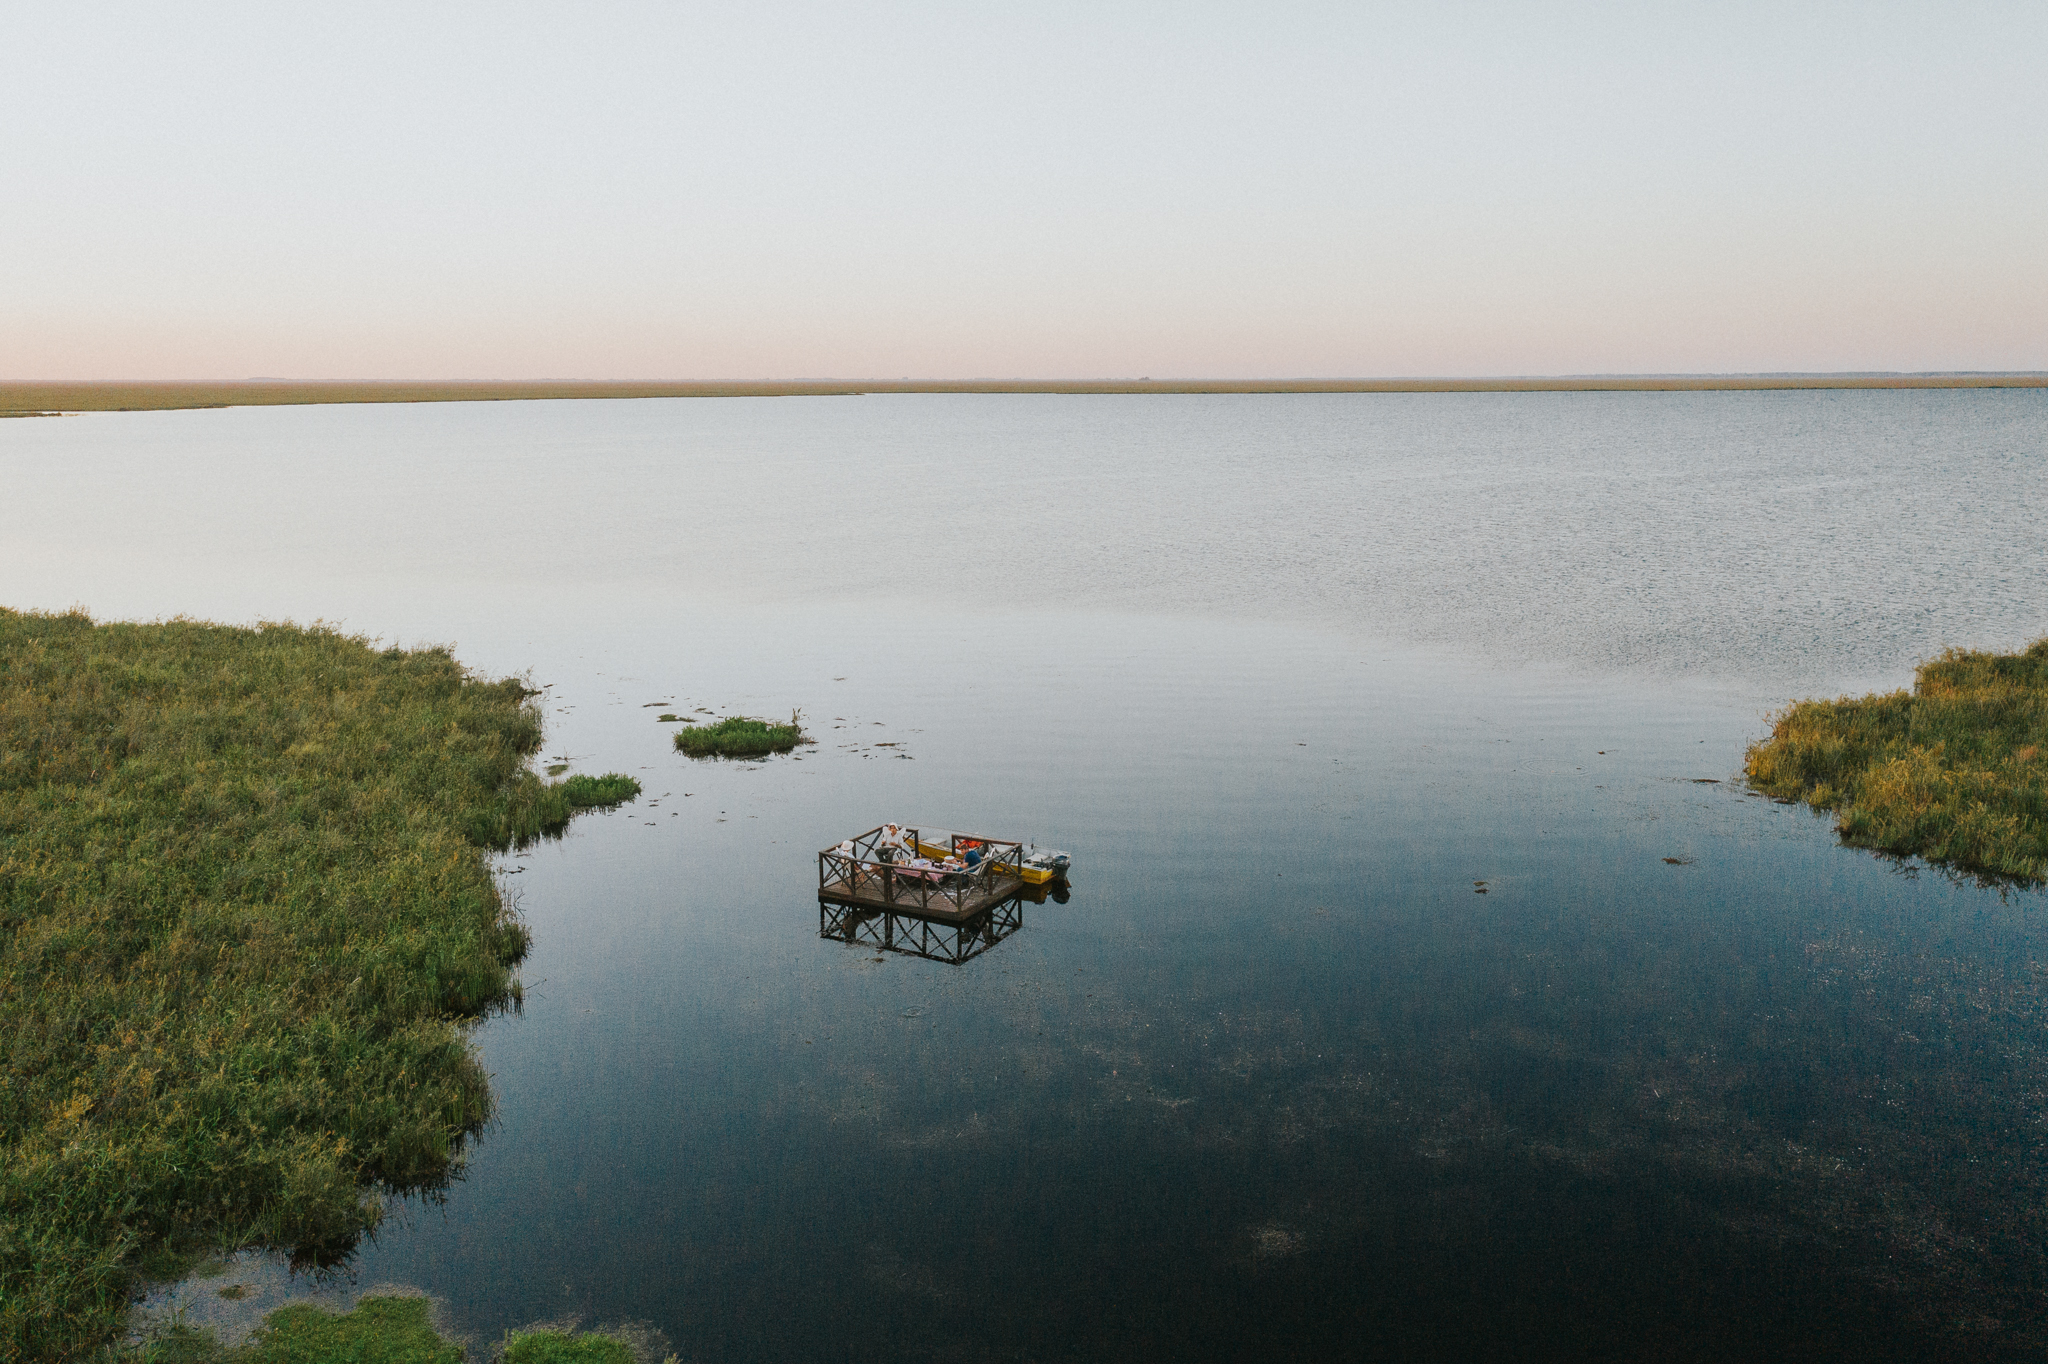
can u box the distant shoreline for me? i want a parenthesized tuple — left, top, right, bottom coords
(4, 374, 2046, 415)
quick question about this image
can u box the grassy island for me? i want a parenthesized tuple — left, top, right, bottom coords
(673, 714, 804, 758)
(1746, 639, 2048, 884)
(0, 608, 638, 1361)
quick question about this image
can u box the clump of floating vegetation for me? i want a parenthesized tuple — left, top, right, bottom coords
(169, 1295, 460, 1363)
(134, 1294, 649, 1363)
(133, 1293, 651, 1363)
(558, 772, 643, 809)
(0, 607, 637, 1361)
(1746, 638, 2048, 883)
(501, 1327, 638, 1363)
(674, 712, 805, 758)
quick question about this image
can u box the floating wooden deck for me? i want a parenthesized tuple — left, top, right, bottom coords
(817, 866, 1025, 923)
(818, 826, 1032, 962)
(817, 826, 1027, 924)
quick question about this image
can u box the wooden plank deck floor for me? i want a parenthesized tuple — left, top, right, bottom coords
(818, 873, 1025, 924)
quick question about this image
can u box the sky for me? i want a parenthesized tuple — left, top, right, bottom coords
(4, 2, 2045, 380)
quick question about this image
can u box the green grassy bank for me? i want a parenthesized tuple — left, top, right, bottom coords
(0, 608, 638, 1361)
(1746, 638, 2048, 883)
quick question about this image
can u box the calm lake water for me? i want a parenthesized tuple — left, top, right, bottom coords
(7, 391, 2048, 1360)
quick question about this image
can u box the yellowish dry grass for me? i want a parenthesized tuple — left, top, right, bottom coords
(1746, 640, 2048, 884)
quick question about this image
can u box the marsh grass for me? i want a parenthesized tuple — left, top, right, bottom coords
(1745, 639, 2048, 884)
(500, 1329, 635, 1363)
(207, 1295, 460, 1364)
(558, 773, 641, 809)
(673, 714, 804, 758)
(0, 608, 636, 1361)
(124, 1296, 651, 1364)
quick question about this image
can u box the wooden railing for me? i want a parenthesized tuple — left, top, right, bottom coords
(819, 826, 1024, 915)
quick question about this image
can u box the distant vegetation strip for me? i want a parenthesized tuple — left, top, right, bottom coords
(1746, 639, 2048, 884)
(0, 608, 638, 1361)
(6, 374, 2048, 414)
(674, 714, 805, 758)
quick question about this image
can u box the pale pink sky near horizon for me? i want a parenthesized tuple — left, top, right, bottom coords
(5, 2, 2044, 381)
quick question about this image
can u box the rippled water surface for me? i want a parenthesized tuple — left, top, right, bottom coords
(7, 391, 2047, 1360)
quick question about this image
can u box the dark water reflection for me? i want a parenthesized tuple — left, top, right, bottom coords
(339, 613, 2046, 1362)
(4, 392, 2044, 1359)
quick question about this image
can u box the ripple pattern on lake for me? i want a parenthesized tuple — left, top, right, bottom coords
(5, 389, 2043, 689)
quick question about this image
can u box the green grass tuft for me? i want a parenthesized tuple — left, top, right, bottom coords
(120, 1296, 650, 1364)
(673, 714, 803, 758)
(0, 608, 628, 1361)
(1745, 638, 2048, 883)
(559, 772, 641, 808)
(501, 1329, 636, 1363)
(232, 1295, 462, 1364)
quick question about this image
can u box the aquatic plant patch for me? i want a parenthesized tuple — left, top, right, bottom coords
(225, 1294, 461, 1364)
(1746, 638, 2048, 883)
(558, 772, 642, 809)
(0, 608, 637, 1361)
(673, 714, 804, 757)
(131, 1295, 646, 1364)
(500, 1328, 636, 1364)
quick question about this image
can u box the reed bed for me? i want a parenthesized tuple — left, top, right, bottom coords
(164, 1296, 459, 1363)
(138, 1293, 637, 1363)
(673, 714, 805, 758)
(1746, 639, 2048, 883)
(0, 608, 637, 1361)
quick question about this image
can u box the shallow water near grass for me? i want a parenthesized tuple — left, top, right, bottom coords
(8, 390, 2048, 1359)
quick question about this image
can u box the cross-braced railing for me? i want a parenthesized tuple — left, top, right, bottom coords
(818, 826, 1025, 917)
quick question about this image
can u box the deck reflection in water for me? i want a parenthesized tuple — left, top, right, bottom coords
(818, 893, 1027, 964)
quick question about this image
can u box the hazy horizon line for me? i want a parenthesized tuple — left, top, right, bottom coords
(7, 373, 2047, 417)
